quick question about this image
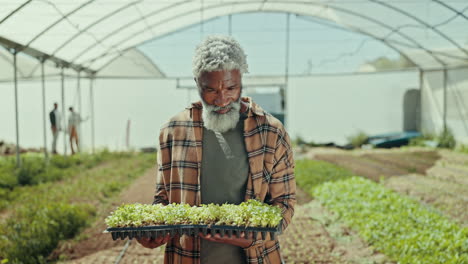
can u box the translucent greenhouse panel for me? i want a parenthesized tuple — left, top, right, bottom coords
(242, 76, 286, 88)
(16, 52, 42, 78)
(335, 1, 418, 33)
(0, 2, 23, 23)
(324, 9, 402, 45)
(391, 0, 468, 54)
(287, 71, 419, 145)
(32, 20, 84, 56)
(55, 33, 102, 63)
(396, 26, 467, 66)
(88, 0, 270, 67)
(52, 1, 139, 61)
(435, 47, 468, 68)
(86, 1, 276, 70)
(0, 1, 86, 49)
(433, 2, 468, 51)
(60, 2, 154, 63)
(0, 51, 39, 80)
(0, 49, 71, 82)
(1, 0, 467, 75)
(97, 48, 165, 78)
(402, 47, 446, 69)
(436, 16, 468, 59)
(406, 45, 468, 70)
(421, 71, 442, 136)
(447, 68, 468, 143)
(421, 68, 468, 143)
(263, 1, 340, 22)
(75, 20, 152, 67)
(0, 50, 13, 81)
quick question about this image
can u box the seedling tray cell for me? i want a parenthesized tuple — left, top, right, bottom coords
(105, 222, 282, 241)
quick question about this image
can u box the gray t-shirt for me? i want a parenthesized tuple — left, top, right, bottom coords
(200, 114, 249, 264)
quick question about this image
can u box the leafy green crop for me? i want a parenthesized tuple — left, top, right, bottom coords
(295, 159, 354, 195)
(0, 202, 93, 264)
(0, 152, 155, 263)
(313, 177, 468, 264)
(105, 200, 282, 228)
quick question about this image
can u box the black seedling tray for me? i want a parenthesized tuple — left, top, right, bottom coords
(105, 222, 282, 241)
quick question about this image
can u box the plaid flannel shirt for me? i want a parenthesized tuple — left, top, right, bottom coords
(154, 97, 296, 264)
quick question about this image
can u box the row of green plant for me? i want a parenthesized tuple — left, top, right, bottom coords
(313, 177, 467, 264)
(0, 151, 133, 211)
(0, 202, 94, 264)
(106, 199, 282, 228)
(0, 150, 130, 189)
(458, 144, 468, 155)
(345, 128, 458, 149)
(295, 159, 467, 264)
(294, 159, 354, 193)
(409, 128, 457, 149)
(0, 152, 155, 264)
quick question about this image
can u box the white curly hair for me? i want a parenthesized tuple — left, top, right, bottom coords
(192, 35, 249, 78)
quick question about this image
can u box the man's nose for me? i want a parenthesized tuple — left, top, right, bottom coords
(214, 91, 230, 107)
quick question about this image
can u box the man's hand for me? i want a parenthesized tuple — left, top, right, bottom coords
(136, 234, 171, 249)
(199, 232, 253, 248)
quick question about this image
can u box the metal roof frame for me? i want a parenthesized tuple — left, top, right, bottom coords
(74, 0, 468, 71)
(0, 35, 96, 75)
(80, 0, 452, 70)
(0, 0, 467, 75)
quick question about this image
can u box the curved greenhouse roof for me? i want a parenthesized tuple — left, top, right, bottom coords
(0, 0, 467, 79)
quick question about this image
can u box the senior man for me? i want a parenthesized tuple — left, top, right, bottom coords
(138, 35, 296, 264)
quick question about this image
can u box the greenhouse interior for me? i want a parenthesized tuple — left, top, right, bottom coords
(0, 1, 467, 263)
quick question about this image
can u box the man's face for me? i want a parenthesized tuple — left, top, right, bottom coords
(196, 69, 242, 133)
(197, 69, 242, 113)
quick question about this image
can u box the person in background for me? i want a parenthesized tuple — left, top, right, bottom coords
(68, 107, 87, 155)
(49, 102, 61, 154)
(137, 35, 296, 264)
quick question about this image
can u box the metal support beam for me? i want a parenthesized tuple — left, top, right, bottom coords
(0, 0, 32, 26)
(418, 69, 423, 132)
(443, 69, 448, 132)
(0, 36, 96, 75)
(13, 50, 21, 168)
(77, 71, 82, 152)
(371, 0, 468, 57)
(61, 67, 67, 155)
(41, 59, 48, 160)
(90, 77, 95, 154)
(228, 14, 232, 36)
(433, 0, 468, 21)
(200, 0, 204, 39)
(283, 13, 290, 128)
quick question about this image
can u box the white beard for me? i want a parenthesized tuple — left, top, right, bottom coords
(201, 99, 241, 133)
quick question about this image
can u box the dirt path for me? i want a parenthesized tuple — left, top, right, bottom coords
(56, 167, 162, 263)
(313, 150, 439, 181)
(383, 150, 468, 227)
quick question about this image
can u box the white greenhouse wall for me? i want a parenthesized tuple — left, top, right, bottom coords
(2, 68, 467, 152)
(287, 71, 419, 145)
